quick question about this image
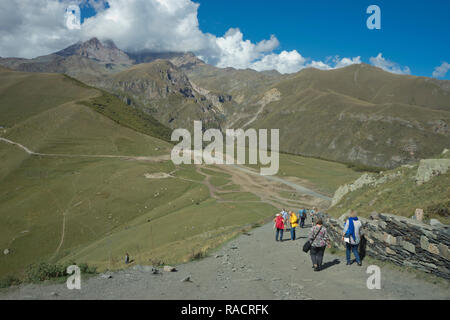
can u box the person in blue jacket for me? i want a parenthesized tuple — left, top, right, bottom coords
(343, 210, 363, 266)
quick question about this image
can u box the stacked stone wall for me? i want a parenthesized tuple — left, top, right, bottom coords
(321, 212, 450, 279)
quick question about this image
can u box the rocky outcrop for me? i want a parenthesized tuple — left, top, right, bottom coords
(331, 171, 402, 207)
(241, 88, 282, 128)
(99, 60, 225, 130)
(331, 174, 375, 206)
(321, 212, 450, 279)
(415, 159, 450, 185)
(331, 157, 450, 208)
(257, 88, 281, 107)
(190, 81, 232, 111)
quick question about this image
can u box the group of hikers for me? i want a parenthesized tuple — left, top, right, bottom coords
(124, 207, 363, 273)
(274, 208, 363, 272)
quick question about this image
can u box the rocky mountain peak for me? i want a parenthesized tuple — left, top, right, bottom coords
(169, 52, 205, 69)
(55, 37, 133, 65)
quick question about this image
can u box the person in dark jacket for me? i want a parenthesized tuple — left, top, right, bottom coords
(298, 208, 307, 228)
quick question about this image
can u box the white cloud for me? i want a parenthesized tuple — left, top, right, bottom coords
(0, 0, 365, 74)
(369, 53, 411, 75)
(250, 50, 306, 74)
(0, 0, 81, 58)
(308, 60, 332, 70)
(213, 28, 279, 69)
(334, 56, 362, 68)
(432, 62, 450, 78)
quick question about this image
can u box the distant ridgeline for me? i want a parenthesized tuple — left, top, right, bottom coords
(1, 38, 450, 169)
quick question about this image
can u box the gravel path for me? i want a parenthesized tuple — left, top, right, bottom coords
(1, 220, 448, 300)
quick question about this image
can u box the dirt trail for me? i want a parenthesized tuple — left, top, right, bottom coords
(1, 137, 328, 208)
(0, 137, 170, 162)
(230, 165, 331, 201)
(175, 164, 326, 210)
(2, 219, 448, 300)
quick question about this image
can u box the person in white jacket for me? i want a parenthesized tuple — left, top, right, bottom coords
(342, 210, 362, 266)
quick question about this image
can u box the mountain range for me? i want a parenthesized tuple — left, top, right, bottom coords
(1, 38, 449, 168)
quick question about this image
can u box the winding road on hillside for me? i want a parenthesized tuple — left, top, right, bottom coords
(0, 137, 171, 162)
(0, 137, 330, 206)
(1, 219, 448, 300)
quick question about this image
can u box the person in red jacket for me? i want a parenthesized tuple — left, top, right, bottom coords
(274, 213, 285, 242)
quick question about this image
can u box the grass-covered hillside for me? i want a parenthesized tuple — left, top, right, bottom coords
(0, 68, 174, 277)
(0, 68, 282, 280)
(328, 151, 450, 224)
(247, 152, 363, 196)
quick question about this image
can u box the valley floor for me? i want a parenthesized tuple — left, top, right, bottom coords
(1, 219, 448, 300)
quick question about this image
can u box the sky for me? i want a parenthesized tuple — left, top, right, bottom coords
(0, 0, 449, 78)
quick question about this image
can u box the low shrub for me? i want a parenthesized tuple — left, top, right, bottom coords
(426, 201, 450, 218)
(346, 163, 383, 173)
(0, 275, 21, 288)
(25, 262, 97, 283)
(25, 262, 67, 283)
(78, 263, 97, 274)
(189, 249, 207, 261)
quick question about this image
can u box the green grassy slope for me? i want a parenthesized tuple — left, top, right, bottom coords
(0, 68, 175, 277)
(249, 90, 449, 168)
(245, 152, 362, 196)
(77, 90, 172, 142)
(236, 65, 450, 169)
(281, 64, 450, 110)
(0, 70, 96, 127)
(328, 154, 450, 224)
(274, 153, 363, 196)
(0, 68, 279, 279)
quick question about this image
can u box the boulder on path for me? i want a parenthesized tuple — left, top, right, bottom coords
(3, 248, 9, 255)
(429, 219, 444, 227)
(181, 275, 191, 282)
(163, 266, 177, 272)
(151, 268, 159, 275)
